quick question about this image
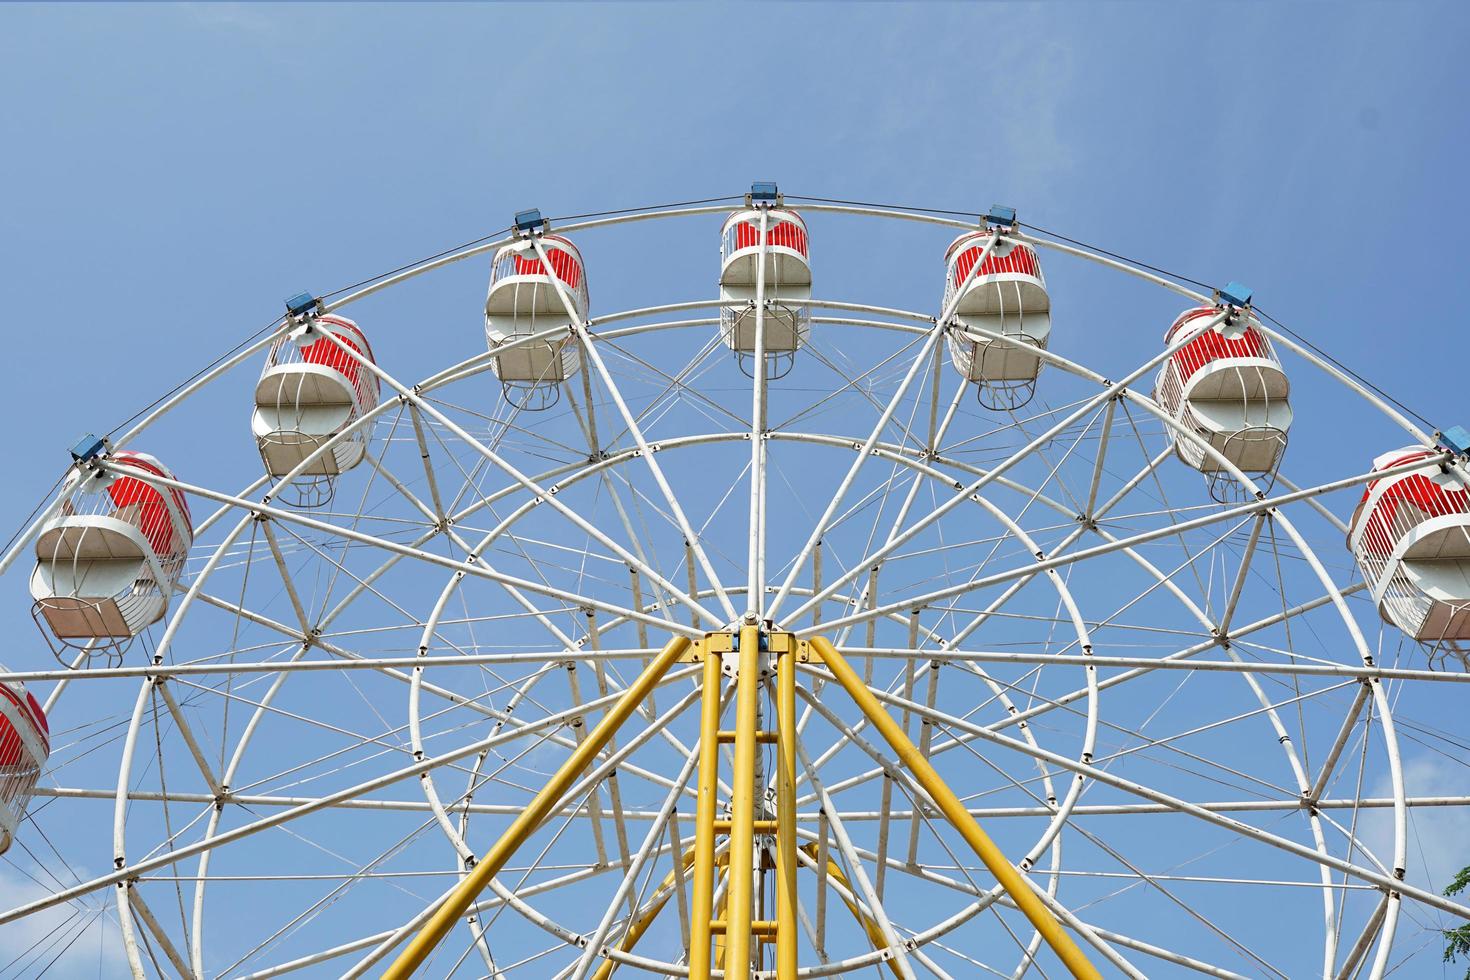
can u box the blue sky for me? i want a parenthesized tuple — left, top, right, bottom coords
(3, 0, 1468, 483)
(2, 3, 1469, 976)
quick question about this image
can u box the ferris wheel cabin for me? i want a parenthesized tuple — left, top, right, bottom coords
(1154, 289, 1291, 495)
(0, 677, 48, 856)
(719, 184, 812, 376)
(943, 208, 1052, 409)
(30, 448, 192, 652)
(485, 216, 587, 407)
(253, 311, 379, 492)
(1349, 444, 1470, 643)
(0, 677, 47, 856)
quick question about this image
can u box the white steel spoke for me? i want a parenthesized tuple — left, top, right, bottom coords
(0, 666, 701, 924)
(802, 666, 1467, 919)
(529, 236, 740, 624)
(317, 328, 724, 628)
(804, 454, 1440, 638)
(784, 309, 1234, 626)
(747, 208, 771, 618)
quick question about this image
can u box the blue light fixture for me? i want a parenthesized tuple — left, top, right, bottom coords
(1439, 425, 1470, 456)
(750, 181, 780, 203)
(1218, 281, 1253, 309)
(284, 292, 318, 318)
(984, 205, 1017, 228)
(514, 209, 545, 234)
(69, 433, 107, 463)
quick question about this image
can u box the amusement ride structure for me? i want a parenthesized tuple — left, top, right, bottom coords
(1, 185, 1468, 977)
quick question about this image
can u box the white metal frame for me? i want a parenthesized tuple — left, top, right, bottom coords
(0, 198, 1460, 979)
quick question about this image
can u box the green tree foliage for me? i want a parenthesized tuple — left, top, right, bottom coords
(1446, 866, 1470, 975)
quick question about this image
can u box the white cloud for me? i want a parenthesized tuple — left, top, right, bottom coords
(175, 2, 284, 39)
(1361, 753, 1470, 895)
(0, 865, 127, 978)
(840, 9, 1080, 204)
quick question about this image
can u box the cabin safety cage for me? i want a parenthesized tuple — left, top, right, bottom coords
(0, 182, 1467, 979)
(1153, 301, 1293, 502)
(253, 312, 380, 507)
(484, 232, 589, 409)
(29, 450, 193, 664)
(1348, 446, 1470, 656)
(942, 222, 1052, 412)
(719, 205, 812, 380)
(0, 674, 47, 858)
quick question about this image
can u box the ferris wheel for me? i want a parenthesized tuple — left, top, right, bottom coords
(1, 183, 1469, 979)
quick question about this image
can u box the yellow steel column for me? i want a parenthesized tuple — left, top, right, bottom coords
(590, 845, 698, 980)
(383, 635, 691, 980)
(774, 642, 798, 979)
(724, 623, 762, 979)
(688, 644, 725, 980)
(808, 636, 1101, 980)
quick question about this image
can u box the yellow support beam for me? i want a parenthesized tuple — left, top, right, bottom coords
(723, 623, 762, 978)
(711, 918, 779, 937)
(688, 646, 725, 980)
(388, 628, 1091, 978)
(801, 844, 902, 980)
(775, 642, 798, 979)
(717, 729, 778, 744)
(382, 635, 691, 980)
(713, 868, 730, 972)
(589, 844, 699, 980)
(714, 818, 778, 834)
(808, 636, 1101, 980)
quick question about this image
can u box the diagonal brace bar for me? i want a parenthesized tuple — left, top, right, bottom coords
(589, 843, 700, 980)
(797, 845, 903, 980)
(807, 635, 1100, 980)
(382, 634, 692, 979)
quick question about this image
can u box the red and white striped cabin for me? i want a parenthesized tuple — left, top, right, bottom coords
(943, 231, 1048, 318)
(1154, 306, 1291, 479)
(0, 677, 48, 855)
(719, 209, 811, 290)
(718, 208, 812, 367)
(485, 235, 587, 395)
(1349, 447, 1470, 642)
(31, 452, 193, 645)
(254, 314, 380, 483)
(1161, 307, 1288, 402)
(942, 231, 1051, 407)
(486, 235, 589, 321)
(260, 315, 379, 412)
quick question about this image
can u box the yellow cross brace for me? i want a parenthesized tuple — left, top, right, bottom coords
(801, 843, 902, 980)
(381, 635, 690, 980)
(588, 844, 702, 980)
(808, 635, 1101, 980)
